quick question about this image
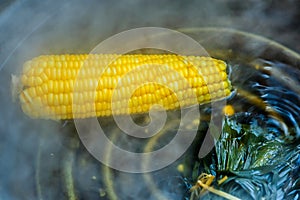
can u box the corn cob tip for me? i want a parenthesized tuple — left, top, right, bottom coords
(11, 74, 22, 103)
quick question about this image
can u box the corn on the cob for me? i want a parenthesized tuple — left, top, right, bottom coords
(14, 54, 231, 120)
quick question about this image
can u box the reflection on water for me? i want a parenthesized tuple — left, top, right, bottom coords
(230, 59, 300, 142)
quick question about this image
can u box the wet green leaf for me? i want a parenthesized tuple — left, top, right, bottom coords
(189, 113, 300, 200)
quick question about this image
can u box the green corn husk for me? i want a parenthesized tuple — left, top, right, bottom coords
(190, 113, 300, 200)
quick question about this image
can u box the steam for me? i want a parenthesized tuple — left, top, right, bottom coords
(0, 0, 299, 199)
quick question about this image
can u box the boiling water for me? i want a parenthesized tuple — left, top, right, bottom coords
(44, 59, 299, 200)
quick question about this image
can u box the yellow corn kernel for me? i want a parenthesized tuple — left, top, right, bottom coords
(14, 54, 232, 120)
(223, 105, 235, 116)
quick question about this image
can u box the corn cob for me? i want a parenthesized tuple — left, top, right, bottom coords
(14, 54, 231, 120)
